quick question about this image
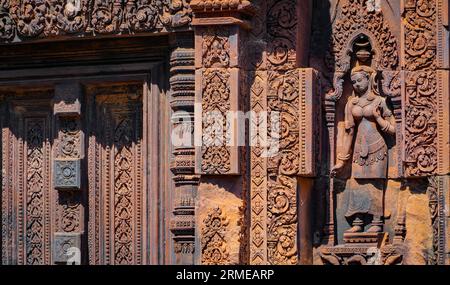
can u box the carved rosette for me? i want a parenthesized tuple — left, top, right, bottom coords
(0, 0, 192, 42)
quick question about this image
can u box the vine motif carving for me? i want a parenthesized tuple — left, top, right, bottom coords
(0, 0, 192, 42)
(59, 191, 81, 232)
(201, 207, 230, 265)
(25, 120, 45, 265)
(267, 175, 297, 265)
(403, 0, 437, 71)
(404, 71, 438, 176)
(113, 117, 134, 265)
(263, 0, 299, 265)
(201, 68, 231, 174)
(266, 0, 297, 71)
(403, 0, 438, 177)
(57, 118, 81, 159)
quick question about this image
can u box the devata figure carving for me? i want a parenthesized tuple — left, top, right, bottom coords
(331, 65, 395, 234)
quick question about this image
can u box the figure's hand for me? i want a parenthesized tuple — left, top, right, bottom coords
(331, 161, 345, 177)
(373, 105, 382, 119)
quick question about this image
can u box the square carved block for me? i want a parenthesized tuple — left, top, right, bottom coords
(53, 232, 82, 264)
(54, 160, 81, 190)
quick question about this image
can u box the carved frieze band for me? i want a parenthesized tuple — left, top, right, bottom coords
(0, 0, 192, 43)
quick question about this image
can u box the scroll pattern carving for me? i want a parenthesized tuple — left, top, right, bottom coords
(56, 119, 81, 159)
(403, 0, 438, 177)
(0, 0, 192, 42)
(58, 192, 81, 232)
(54, 116, 83, 246)
(266, 0, 298, 265)
(201, 207, 230, 265)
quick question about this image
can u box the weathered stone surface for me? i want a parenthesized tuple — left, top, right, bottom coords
(197, 181, 244, 265)
(403, 193, 433, 265)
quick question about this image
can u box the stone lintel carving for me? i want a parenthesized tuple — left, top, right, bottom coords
(53, 232, 82, 264)
(0, 0, 192, 44)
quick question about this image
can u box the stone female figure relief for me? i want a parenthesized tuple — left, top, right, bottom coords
(331, 65, 395, 235)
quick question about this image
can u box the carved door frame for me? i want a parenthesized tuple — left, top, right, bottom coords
(0, 37, 172, 264)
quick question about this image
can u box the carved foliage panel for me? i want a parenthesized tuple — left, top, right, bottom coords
(402, 0, 440, 177)
(1, 95, 53, 265)
(265, 0, 299, 265)
(0, 0, 192, 42)
(195, 26, 240, 175)
(87, 85, 145, 264)
(201, 207, 230, 265)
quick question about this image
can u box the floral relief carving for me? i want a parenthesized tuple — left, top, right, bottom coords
(403, 0, 438, 177)
(403, 0, 437, 71)
(201, 69, 231, 174)
(404, 71, 438, 176)
(202, 28, 230, 68)
(265, 0, 299, 265)
(0, 0, 192, 42)
(201, 207, 230, 265)
(267, 175, 297, 265)
(57, 118, 81, 159)
(25, 119, 46, 265)
(113, 117, 135, 264)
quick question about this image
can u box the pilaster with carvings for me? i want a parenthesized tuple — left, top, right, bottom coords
(192, 0, 255, 264)
(168, 34, 199, 264)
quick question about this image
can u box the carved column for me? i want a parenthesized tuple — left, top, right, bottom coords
(52, 82, 84, 265)
(169, 33, 199, 265)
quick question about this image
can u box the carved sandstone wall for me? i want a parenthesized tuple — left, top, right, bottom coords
(0, 0, 449, 265)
